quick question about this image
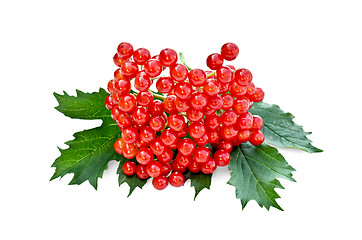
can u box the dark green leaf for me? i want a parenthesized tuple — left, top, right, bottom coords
(51, 88, 121, 189)
(117, 157, 148, 197)
(249, 102, 322, 153)
(184, 171, 212, 199)
(228, 143, 295, 211)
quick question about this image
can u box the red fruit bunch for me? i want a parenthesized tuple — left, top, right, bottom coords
(105, 42, 265, 190)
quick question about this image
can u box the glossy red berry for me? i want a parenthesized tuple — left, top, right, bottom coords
(150, 138, 166, 155)
(220, 110, 238, 126)
(217, 140, 233, 152)
(203, 80, 220, 96)
(208, 130, 221, 144)
(135, 164, 149, 179)
(249, 130, 265, 146)
(220, 125, 238, 141)
(250, 88, 265, 102)
(175, 97, 190, 112)
(251, 115, 263, 131)
(216, 66, 233, 83)
(105, 95, 115, 110)
(122, 161, 137, 176)
(175, 124, 188, 138)
(171, 160, 187, 173)
(114, 78, 131, 96)
(113, 53, 125, 67)
(206, 53, 224, 70)
(230, 81, 247, 97)
(161, 163, 172, 176)
(236, 112, 253, 130)
(144, 59, 163, 77)
(149, 100, 164, 116)
(221, 94, 234, 110)
(123, 143, 137, 159)
(139, 126, 156, 143)
(134, 71, 151, 91)
(234, 68, 252, 86)
(149, 115, 166, 132)
(122, 127, 138, 144)
(168, 113, 186, 132)
(174, 82, 193, 100)
(204, 106, 216, 116)
(132, 107, 150, 126)
(136, 91, 153, 107)
(169, 172, 185, 187)
(221, 43, 239, 61)
(214, 150, 231, 167)
(236, 130, 251, 143)
(120, 60, 138, 79)
(133, 48, 151, 65)
(157, 147, 173, 164)
(159, 48, 178, 66)
(233, 98, 250, 115)
(245, 82, 256, 96)
(176, 154, 192, 167)
(200, 159, 217, 174)
(163, 95, 178, 114)
(189, 122, 206, 139)
(189, 69, 206, 87)
(114, 138, 126, 155)
(146, 161, 163, 178)
(188, 160, 200, 173)
(156, 77, 174, 94)
(177, 138, 195, 156)
(204, 115, 220, 130)
(207, 94, 223, 110)
(152, 175, 168, 190)
(118, 94, 136, 113)
(136, 148, 154, 165)
(117, 42, 133, 59)
(160, 129, 178, 146)
(116, 113, 133, 130)
(190, 91, 208, 110)
(194, 132, 209, 146)
(170, 63, 188, 82)
(186, 108, 204, 122)
(193, 146, 211, 163)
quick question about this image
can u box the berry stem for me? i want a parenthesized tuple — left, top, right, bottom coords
(179, 52, 192, 71)
(152, 92, 165, 100)
(206, 72, 215, 78)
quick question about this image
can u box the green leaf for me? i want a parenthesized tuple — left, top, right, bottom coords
(50, 88, 121, 189)
(117, 157, 148, 197)
(249, 102, 322, 153)
(228, 143, 295, 211)
(184, 171, 212, 199)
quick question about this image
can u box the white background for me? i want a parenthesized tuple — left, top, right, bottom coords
(1, 0, 361, 239)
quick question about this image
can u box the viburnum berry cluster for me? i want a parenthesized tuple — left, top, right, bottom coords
(104, 42, 265, 190)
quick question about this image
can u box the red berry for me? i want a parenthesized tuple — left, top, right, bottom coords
(174, 82, 193, 100)
(170, 63, 188, 81)
(144, 59, 163, 77)
(250, 88, 265, 102)
(234, 68, 252, 86)
(136, 139, 150, 149)
(236, 130, 251, 143)
(186, 108, 204, 122)
(204, 115, 220, 130)
(221, 43, 239, 61)
(176, 154, 192, 167)
(163, 95, 178, 114)
(117, 42, 133, 59)
(216, 66, 233, 83)
(249, 130, 265, 145)
(188, 160, 200, 173)
(208, 130, 221, 144)
(136, 91, 153, 107)
(171, 160, 187, 173)
(203, 80, 220, 96)
(177, 138, 195, 156)
(118, 94, 136, 113)
(152, 175, 168, 190)
(217, 140, 233, 152)
(114, 78, 132, 96)
(204, 106, 216, 116)
(220, 110, 238, 126)
(236, 112, 253, 130)
(207, 94, 223, 110)
(146, 161, 163, 178)
(122, 127, 138, 144)
(220, 125, 238, 140)
(160, 129, 179, 146)
(113, 53, 125, 67)
(245, 82, 256, 96)
(136, 164, 149, 179)
(230, 81, 247, 97)
(219, 82, 230, 94)
(131, 107, 150, 126)
(169, 172, 185, 187)
(175, 124, 188, 138)
(194, 132, 209, 146)
(251, 115, 263, 131)
(116, 112, 133, 130)
(136, 148, 154, 165)
(122, 161, 137, 176)
(221, 94, 234, 110)
(190, 91, 208, 110)
(149, 115, 166, 132)
(133, 48, 151, 65)
(157, 147, 173, 164)
(114, 138, 126, 155)
(107, 79, 115, 94)
(233, 98, 250, 115)
(149, 100, 164, 116)
(206, 53, 224, 70)
(200, 159, 217, 174)
(175, 97, 191, 112)
(159, 48, 178, 66)
(189, 69, 206, 87)
(168, 113, 186, 132)
(214, 150, 231, 167)
(189, 122, 206, 139)
(134, 71, 151, 91)
(156, 77, 174, 94)
(150, 138, 166, 155)
(139, 126, 156, 143)
(105, 95, 115, 110)
(120, 60, 138, 79)
(193, 146, 211, 163)
(123, 143, 137, 159)
(161, 163, 172, 176)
